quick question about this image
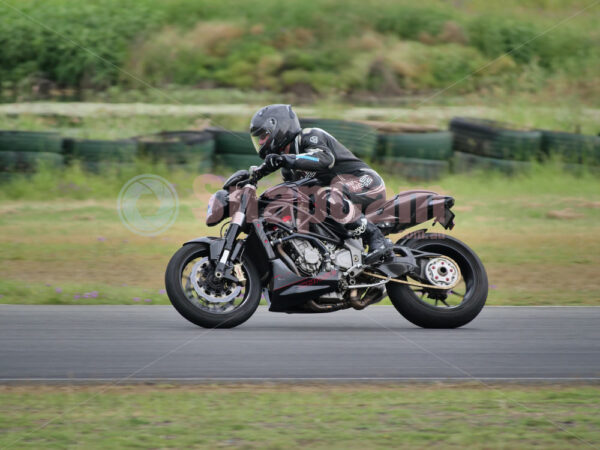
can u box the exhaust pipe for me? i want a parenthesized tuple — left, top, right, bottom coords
(349, 286, 386, 310)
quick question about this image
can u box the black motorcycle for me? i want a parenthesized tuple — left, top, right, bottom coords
(165, 163, 488, 329)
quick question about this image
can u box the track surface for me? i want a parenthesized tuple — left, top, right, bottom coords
(1, 305, 599, 381)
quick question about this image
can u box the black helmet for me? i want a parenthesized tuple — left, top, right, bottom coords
(249, 104, 301, 159)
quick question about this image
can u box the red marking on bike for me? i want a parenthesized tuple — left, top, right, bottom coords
(298, 270, 337, 286)
(282, 215, 291, 222)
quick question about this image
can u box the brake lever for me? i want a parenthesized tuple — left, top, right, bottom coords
(248, 163, 268, 185)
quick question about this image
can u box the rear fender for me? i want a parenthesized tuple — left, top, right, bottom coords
(395, 229, 428, 246)
(395, 229, 449, 246)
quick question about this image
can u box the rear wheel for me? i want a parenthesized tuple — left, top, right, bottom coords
(387, 234, 488, 328)
(165, 242, 261, 328)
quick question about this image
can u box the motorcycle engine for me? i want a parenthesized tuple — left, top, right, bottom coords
(324, 242, 353, 271)
(286, 239, 323, 276)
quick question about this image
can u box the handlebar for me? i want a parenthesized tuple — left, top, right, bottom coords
(225, 162, 271, 189)
(249, 162, 270, 184)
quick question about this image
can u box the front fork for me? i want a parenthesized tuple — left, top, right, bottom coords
(214, 184, 255, 280)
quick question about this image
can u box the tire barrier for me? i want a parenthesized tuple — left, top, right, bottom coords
(213, 130, 256, 155)
(453, 151, 532, 174)
(0, 130, 62, 154)
(378, 156, 450, 181)
(70, 139, 137, 172)
(1, 118, 598, 181)
(212, 130, 262, 169)
(0, 151, 16, 171)
(450, 117, 542, 161)
(374, 131, 452, 180)
(0, 150, 63, 174)
(135, 131, 214, 171)
(215, 153, 264, 170)
(300, 118, 377, 159)
(540, 130, 600, 165)
(0, 130, 64, 178)
(377, 131, 453, 161)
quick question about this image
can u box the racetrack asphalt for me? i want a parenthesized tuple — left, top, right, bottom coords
(1, 305, 599, 382)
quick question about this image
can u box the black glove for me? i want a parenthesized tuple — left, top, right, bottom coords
(264, 153, 285, 170)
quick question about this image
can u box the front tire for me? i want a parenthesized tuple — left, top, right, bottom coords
(165, 242, 261, 328)
(387, 233, 488, 328)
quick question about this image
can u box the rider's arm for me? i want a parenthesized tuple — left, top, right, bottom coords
(281, 167, 297, 182)
(281, 148, 335, 171)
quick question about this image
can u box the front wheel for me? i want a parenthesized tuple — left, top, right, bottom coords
(387, 233, 488, 328)
(165, 242, 261, 328)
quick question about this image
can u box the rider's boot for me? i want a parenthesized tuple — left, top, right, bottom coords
(346, 217, 393, 265)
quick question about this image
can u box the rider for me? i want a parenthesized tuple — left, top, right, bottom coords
(249, 104, 393, 264)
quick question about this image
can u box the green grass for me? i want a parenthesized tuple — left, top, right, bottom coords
(0, 384, 599, 448)
(0, 161, 599, 306)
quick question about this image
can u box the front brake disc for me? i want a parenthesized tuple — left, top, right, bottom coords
(190, 257, 242, 303)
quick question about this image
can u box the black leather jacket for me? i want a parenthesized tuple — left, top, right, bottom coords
(279, 127, 370, 184)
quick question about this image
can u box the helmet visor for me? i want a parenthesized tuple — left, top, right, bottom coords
(251, 132, 270, 154)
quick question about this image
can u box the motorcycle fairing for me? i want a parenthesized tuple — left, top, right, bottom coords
(206, 189, 229, 226)
(252, 220, 276, 260)
(268, 259, 341, 312)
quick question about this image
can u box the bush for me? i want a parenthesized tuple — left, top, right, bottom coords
(374, 5, 455, 40)
(0, 0, 165, 88)
(371, 42, 499, 91)
(0, 0, 597, 97)
(467, 15, 591, 69)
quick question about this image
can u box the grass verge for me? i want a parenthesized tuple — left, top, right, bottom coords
(0, 384, 599, 448)
(0, 162, 599, 306)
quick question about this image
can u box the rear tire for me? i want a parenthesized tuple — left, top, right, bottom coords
(165, 243, 261, 328)
(387, 233, 487, 328)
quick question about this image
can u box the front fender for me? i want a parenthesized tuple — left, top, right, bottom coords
(183, 237, 225, 261)
(183, 236, 220, 246)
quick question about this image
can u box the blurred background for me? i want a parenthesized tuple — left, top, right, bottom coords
(0, 0, 598, 307)
(1, 1, 600, 448)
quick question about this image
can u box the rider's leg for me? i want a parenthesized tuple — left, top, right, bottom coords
(332, 168, 393, 264)
(322, 182, 392, 264)
(344, 215, 393, 264)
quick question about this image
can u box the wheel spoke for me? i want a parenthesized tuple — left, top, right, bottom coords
(449, 290, 465, 298)
(440, 298, 450, 307)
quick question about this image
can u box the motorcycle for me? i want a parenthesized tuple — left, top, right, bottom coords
(165, 163, 488, 329)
